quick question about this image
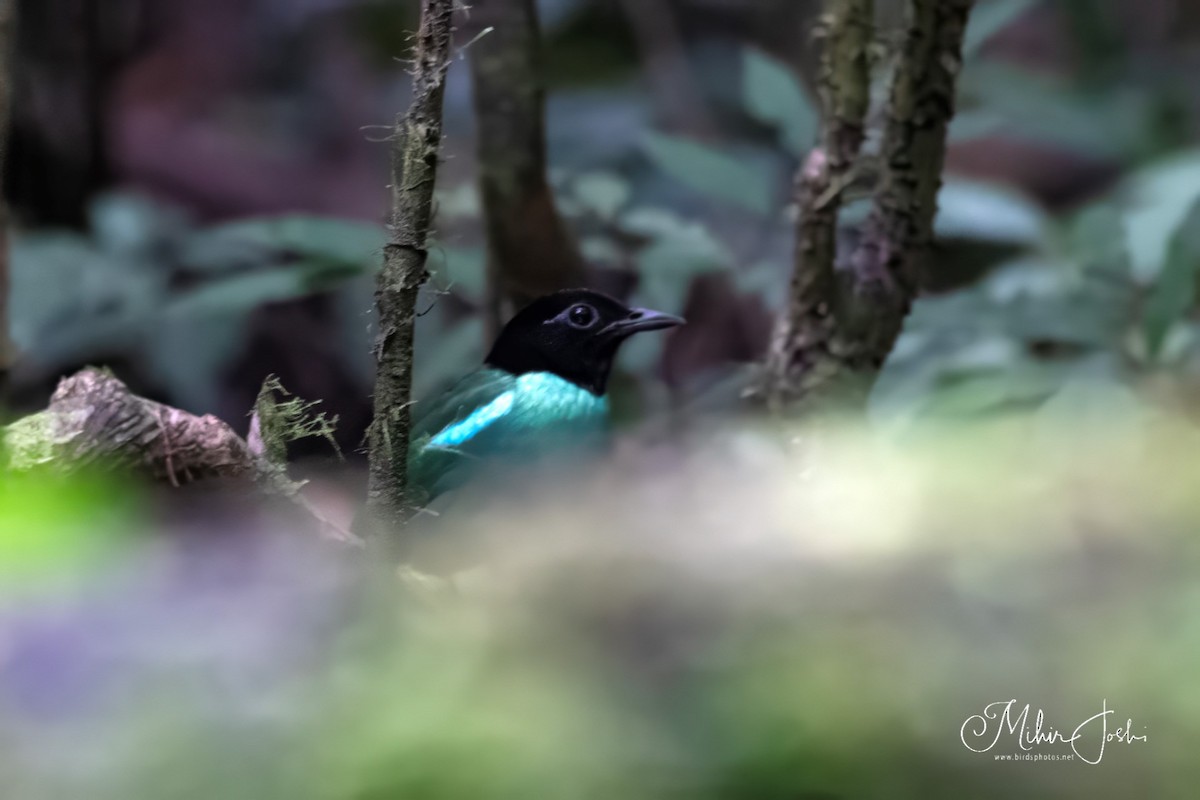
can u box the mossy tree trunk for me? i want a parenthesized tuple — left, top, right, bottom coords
(761, 0, 972, 412)
(365, 0, 455, 537)
(762, 0, 873, 410)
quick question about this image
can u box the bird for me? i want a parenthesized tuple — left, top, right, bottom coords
(407, 289, 685, 507)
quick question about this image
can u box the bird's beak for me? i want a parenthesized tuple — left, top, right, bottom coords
(608, 307, 686, 336)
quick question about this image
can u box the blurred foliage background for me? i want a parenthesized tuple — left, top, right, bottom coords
(5, 0, 1200, 795)
(9, 0, 1200, 447)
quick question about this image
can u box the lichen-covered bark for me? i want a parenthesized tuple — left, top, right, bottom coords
(466, 0, 585, 333)
(0, 0, 16, 396)
(3, 369, 359, 545)
(762, 0, 972, 410)
(836, 0, 971, 371)
(366, 0, 454, 533)
(761, 0, 873, 410)
(7, 369, 260, 479)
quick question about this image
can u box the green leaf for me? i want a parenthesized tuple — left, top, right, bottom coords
(734, 259, 787, 298)
(198, 215, 386, 271)
(641, 132, 774, 215)
(636, 233, 728, 280)
(166, 268, 315, 318)
(1121, 150, 1200, 281)
(981, 259, 1129, 348)
(934, 179, 1047, 244)
(580, 237, 623, 266)
(154, 267, 341, 411)
(428, 246, 487, 301)
(90, 192, 190, 256)
(572, 172, 631, 219)
(912, 362, 1066, 421)
(958, 63, 1125, 159)
(10, 232, 169, 368)
(435, 184, 481, 219)
(963, 0, 1041, 58)
(1070, 203, 1133, 282)
(741, 48, 818, 155)
(619, 207, 695, 239)
(1143, 197, 1200, 358)
(10, 234, 101, 349)
(633, 221, 730, 314)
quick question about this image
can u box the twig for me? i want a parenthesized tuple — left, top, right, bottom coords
(365, 0, 455, 538)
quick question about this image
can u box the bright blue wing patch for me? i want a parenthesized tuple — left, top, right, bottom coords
(409, 369, 610, 503)
(428, 390, 515, 448)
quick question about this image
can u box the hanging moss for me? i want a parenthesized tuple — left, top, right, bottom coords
(252, 374, 341, 467)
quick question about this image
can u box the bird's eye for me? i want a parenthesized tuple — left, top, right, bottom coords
(567, 303, 597, 329)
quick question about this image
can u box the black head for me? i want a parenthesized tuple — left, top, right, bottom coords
(484, 289, 685, 395)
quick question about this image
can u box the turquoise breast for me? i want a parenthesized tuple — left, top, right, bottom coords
(409, 371, 609, 502)
(506, 372, 609, 436)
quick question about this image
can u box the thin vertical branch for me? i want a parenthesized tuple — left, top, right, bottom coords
(0, 0, 15, 396)
(366, 0, 455, 534)
(465, 0, 585, 336)
(761, 0, 873, 409)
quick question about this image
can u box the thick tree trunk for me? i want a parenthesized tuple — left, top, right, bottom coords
(365, 0, 454, 536)
(466, 0, 585, 335)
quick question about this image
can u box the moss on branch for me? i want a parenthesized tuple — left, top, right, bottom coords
(3, 368, 360, 546)
(837, 0, 971, 369)
(762, 0, 874, 410)
(365, 0, 455, 537)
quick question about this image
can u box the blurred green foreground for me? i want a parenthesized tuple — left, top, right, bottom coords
(0, 400, 1197, 799)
